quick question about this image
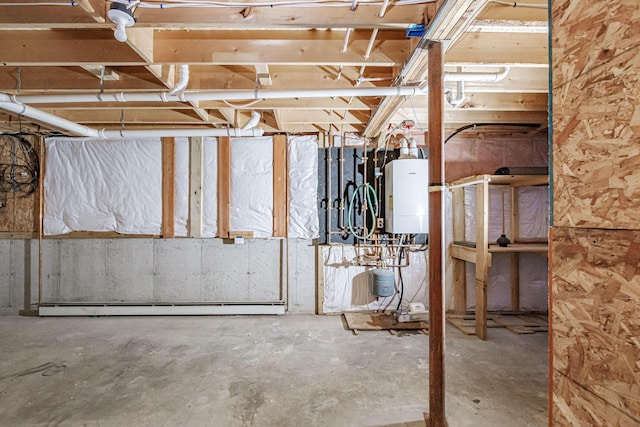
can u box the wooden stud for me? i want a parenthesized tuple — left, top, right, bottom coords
(426, 41, 447, 427)
(475, 180, 489, 340)
(188, 137, 203, 238)
(451, 186, 467, 314)
(217, 136, 231, 238)
(272, 134, 288, 238)
(161, 137, 175, 238)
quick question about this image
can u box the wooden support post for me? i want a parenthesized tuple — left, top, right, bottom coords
(511, 253, 520, 312)
(188, 136, 203, 238)
(273, 134, 288, 238)
(451, 186, 466, 314)
(426, 41, 447, 427)
(475, 180, 489, 340)
(217, 136, 231, 238)
(161, 137, 175, 238)
(509, 186, 519, 312)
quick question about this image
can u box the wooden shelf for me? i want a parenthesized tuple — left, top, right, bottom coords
(449, 174, 549, 340)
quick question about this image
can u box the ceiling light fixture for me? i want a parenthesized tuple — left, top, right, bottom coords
(107, 3, 136, 43)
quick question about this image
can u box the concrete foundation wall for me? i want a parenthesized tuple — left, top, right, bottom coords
(0, 238, 316, 314)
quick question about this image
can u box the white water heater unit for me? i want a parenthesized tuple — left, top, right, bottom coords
(384, 158, 429, 234)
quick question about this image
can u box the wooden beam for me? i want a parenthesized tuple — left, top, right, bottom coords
(188, 137, 204, 238)
(217, 136, 231, 238)
(80, 65, 120, 81)
(161, 137, 175, 238)
(446, 32, 548, 66)
(478, 0, 547, 21)
(0, 30, 148, 66)
(255, 64, 272, 86)
(135, 5, 433, 29)
(272, 134, 288, 237)
(154, 30, 409, 66)
(475, 180, 489, 340)
(426, 41, 447, 427)
(273, 109, 285, 130)
(125, 28, 155, 64)
(218, 108, 238, 127)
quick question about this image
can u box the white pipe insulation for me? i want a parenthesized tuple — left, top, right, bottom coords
(13, 86, 428, 105)
(241, 111, 261, 130)
(444, 67, 510, 82)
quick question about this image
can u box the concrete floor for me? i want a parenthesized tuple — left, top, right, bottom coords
(0, 314, 547, 427)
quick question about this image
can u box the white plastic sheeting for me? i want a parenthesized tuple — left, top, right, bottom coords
(322, 245, 428, 313)
(44, 138, 162, 235)
(174, 137, 189, 236)
(462, 183, 549, 311)
(288, 135, 319, 239)
(202, 138, 218, 237)
(230, 136, 273, 238)
(464, 185, 548, 242)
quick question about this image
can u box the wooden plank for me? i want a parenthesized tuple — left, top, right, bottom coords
(552, 227, 640, 421)
(450, 244, 476, 264)
(161, 137, 175, 238)
(343, 313, 428, 332)
(217, 136, 231, 238)
(451, 187, 467, 314)
(0, 30, 148, 66)
(475, 180, 489, 340)
(446, 32, 548, 66)
(488, 243, 548, 254)
(154, 30, 408, 66)
(426, 41, 446, 427)
(272, 134, 288, 238)
(188, 137, 203, 238)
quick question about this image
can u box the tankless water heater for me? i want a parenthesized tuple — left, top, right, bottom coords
(384, 158, 429, 234)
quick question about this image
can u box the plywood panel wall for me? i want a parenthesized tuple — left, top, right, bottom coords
(552, 0, 640, 229)
(552, 228, 640, 424)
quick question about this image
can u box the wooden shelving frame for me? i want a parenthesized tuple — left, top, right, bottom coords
(449, 174, 549, 340)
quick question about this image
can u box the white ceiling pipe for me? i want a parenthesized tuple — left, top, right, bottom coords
(0, 98, 100, 138)
(169, 64, 190, 96)
(14, 86, 428, 105)
(444, 67, 510, 82)
(99, 128, 264, 138)
(0, 93, 263, 139)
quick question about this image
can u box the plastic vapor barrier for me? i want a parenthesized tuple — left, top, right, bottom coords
(174, 137, 189, 236)
(322, 245, 428, 313)
(230, 136, 273, 238)
(462, 184, 549, 311)
(202, 137, 218, 237)
(288, 135, 319, 239)
(44, 138, 162, 235)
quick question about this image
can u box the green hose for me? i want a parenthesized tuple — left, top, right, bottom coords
(347, 183, 379, 240)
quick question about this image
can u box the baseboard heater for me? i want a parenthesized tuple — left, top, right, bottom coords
(38, 303, 286, 316)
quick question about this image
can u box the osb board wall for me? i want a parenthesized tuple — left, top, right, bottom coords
(444, 131, 548, 182)
(552, 0, 640, 229)
(552, 228, 640, 425)
(0, 135, 39, 234)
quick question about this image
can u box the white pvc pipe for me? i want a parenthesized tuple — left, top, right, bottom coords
(98, 128, 264, 138)
(444, 67, 510, 82)
(14, 86, 427, 105)
(241, 111, 261, 131)
(0, 99, 99, 138)
(169, 64, 190, 95)
(0, 94, 263, 139)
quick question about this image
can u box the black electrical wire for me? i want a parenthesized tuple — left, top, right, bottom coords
(444, 123, 541, 144)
